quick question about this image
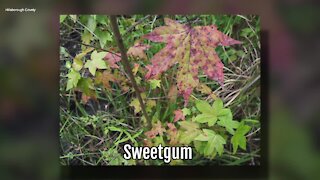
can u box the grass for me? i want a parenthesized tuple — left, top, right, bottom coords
(59, 15, 261, 166)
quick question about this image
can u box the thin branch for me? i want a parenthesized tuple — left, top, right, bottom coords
(110, 15, 152, 129)
(60, 38, 121, 57)
(75, 18, 99, 39)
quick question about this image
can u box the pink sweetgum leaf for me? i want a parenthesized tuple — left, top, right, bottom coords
(143, 18, 241, 106)
(127, 42, 151, 60)
(104, 52, 121, 69)
(174, 109, 185, 122)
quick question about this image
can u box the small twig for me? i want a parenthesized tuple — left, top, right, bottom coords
(246, 128, 260, 137)
(60, 38, 121, 57)
(110, 15, 152, 129)
(75, 18, 99, 39)
(150, 15, 158, 30)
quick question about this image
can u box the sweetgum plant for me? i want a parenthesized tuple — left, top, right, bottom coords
(144, 99, 252, 159)
(60, 15, 260, 165)
(143, 18, 242, 106)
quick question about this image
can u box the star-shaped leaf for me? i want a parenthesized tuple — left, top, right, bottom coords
(231, 121, 251, 154)
(173, 109, 185, 122)
(72, 47, 94, 71)
(143, 18, 241, 105)
(149, 79, 161, 89)
(178, 121, 201, 145)
(129, 98, 141, 114)
(217, 108, 239, 134)
(194, 129, 226, 156)
(66, 68, 81, 91)
(104, 52, 121, 69)
(84, 50, 108, 75)
(144, 121, 166, 139)
(194, 99, 239, 133)
(181, 108, 191, 116)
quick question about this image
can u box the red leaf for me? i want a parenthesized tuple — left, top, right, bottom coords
(144, 121, 166, 139)
(143, 18, 241, 105)
(166, 123, 179, 145)
(174, 109, 185, 122)
(127, 42, 150, 60)
(104, 52, 121, 69)
(167, 123, 177, 131)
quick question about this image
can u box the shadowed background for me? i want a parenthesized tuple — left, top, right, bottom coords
(0, 0, 320, 179)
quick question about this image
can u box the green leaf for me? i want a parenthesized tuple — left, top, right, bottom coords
(129, 98, 141, 114)
(194, 141, 206, 154)
(66, 68, 81, 91)
(87, 15, 97, 33)
(217, 118, 239, 135)
(194, 133, 209, 141)
(179, 131, 199, 145)
(153, 136, 165, 146)
(182, 108, 191, 116)
(195, 100, 212, 114)
(146, 99, 156, 113)
(72, 47, 94, 71)
(216, 108, 239, 134)
(231, 121, 251, 154)
(65, 61, 71, 69)
(195, 129, 226, 156)
(96, 15, 107, 25)
(77, 78, 95, 95)
(91, 50, 107, 60)
(208, 117, 218, 126)
(149, 79, 161, 89)
(204, 129, 225, 156)
(60, 46, 68, 57)
(217, 108, 231, 116)
(69, 15, 77, 22)
(178, 121, 201, 145)
(73, 58, 83, 71)
(60, 15, 67, 23)
(84, 50, 108, 75)
(212, 98, 223, 112)
(194, 114, 217, 126)
(82, 30, 92, 44)
(95, 29, 112, 49)
(179, 121, 199, 131)
(240, 28, 252, 37)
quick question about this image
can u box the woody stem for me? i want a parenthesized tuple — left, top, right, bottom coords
(109, 15, 152, 129)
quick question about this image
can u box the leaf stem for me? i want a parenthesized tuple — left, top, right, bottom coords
(109, 15, 152, 129)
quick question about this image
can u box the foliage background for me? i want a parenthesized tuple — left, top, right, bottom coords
(59, 15, 260, 166)
(1, 0, 320, 179)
